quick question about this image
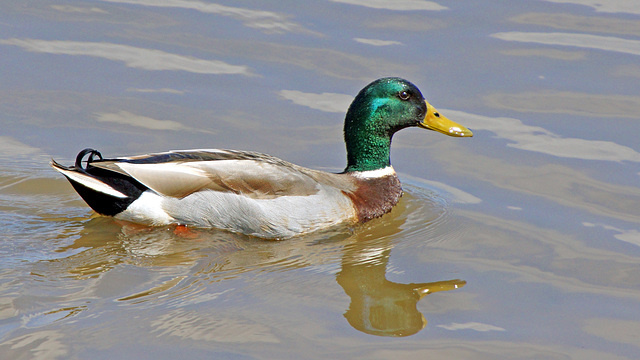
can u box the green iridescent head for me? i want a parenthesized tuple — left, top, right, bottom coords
(343, 77, 472, 173)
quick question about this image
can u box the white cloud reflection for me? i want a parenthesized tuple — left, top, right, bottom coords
(491, 32, 640, 56)
(330, 0, 448, 11)
(126, 88, 186, 94)
(483, 91, 640, 119)
(95, 111, 188, 131)
(0, 38, 250, 75)
(278, 90, 353, 113)
(94, 111, 215, 134)
(437, 322, 506, 332)
(583, 222, 640, 247)
(99, 0, 312, 34)
(0, 136, 41, 156)
(510, 13, 640, 37)
(500, 48, 586, 61)
(354, 38, 403, 46)
(445, 109, 640, 162)
(539, 0, 640, 15)
(50, 5, 108, 14)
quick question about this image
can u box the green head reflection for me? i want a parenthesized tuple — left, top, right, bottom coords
(337, 240, 465, 337)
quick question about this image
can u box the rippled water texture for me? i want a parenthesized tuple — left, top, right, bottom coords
(2, 1, 640, 359)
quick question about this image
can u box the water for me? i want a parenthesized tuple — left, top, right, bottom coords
(1, 1, 640, 359)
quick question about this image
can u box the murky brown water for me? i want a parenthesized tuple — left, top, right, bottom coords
(2, 1, 640, 359)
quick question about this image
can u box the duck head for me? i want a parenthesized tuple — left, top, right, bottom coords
(343, 77, 472, 172)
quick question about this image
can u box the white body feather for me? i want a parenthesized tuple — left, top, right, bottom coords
(116, 185, 356, 238)
(90, 150, 362, 238)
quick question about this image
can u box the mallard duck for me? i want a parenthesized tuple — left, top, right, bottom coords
(51, 78, 472, 238)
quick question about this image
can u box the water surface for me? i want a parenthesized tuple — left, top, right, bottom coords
(1, 1, 640, 359)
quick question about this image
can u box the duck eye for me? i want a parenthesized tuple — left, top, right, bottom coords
(398, 91, 411, 101)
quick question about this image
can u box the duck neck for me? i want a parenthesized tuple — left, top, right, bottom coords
(344, 131, 392, 173)
(342, 86, 402, 173)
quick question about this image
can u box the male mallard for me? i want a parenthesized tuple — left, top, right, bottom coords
(51, 78, 472, 238)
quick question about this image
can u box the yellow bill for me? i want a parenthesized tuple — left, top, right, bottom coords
(418, 101, 473, 137)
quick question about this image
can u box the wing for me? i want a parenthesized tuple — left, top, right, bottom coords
(90, 149, 355, 199)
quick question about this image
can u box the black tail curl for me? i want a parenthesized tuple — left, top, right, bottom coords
(75, 148, 103, 171)
(59, 148, 147, 216)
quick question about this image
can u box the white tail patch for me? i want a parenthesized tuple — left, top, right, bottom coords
(116, 191, 173, 225)
(53, 166, 128, 198)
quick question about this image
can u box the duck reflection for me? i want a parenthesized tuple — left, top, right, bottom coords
(337, 239, 465, 337)
(334, 190, 466, 336)
(46, 191, 465, 337)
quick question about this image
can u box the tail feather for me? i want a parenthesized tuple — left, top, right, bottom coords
(50, 160, 128, 198)
(50, 149, 147, 216)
